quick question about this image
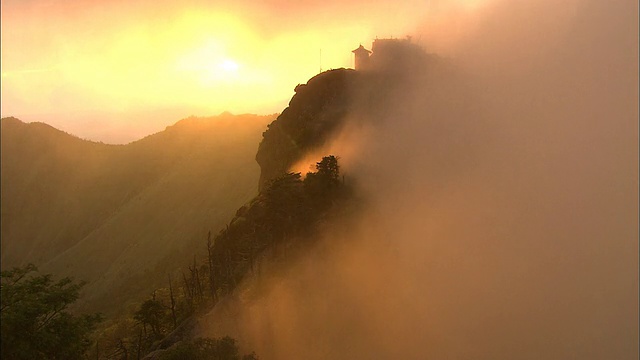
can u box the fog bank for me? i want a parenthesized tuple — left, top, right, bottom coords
(200, 1, 638, 358)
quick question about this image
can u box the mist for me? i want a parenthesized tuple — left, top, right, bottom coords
(198, 0, 638, 358)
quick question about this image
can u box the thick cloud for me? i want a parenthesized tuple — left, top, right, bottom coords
(199, 1, 638, 359)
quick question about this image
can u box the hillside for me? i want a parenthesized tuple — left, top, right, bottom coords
(0, 113, 274, 314)
(2, 13, 637, 358)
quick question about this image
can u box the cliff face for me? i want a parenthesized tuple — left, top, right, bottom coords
(255, 69, 358, 190)
(255, 45, 439, 190)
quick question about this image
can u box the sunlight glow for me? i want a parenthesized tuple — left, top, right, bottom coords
(220, 59, 239, 73)
(1, 0, 428, 141)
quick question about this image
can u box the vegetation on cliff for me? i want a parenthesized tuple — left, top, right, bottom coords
(88, 155, 352, 358)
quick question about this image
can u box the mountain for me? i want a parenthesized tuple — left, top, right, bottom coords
(256, 41, 442, 190)
(135, 46, 444, 357)
(0, 113, 274, 314)
(256, 69, 358, 189)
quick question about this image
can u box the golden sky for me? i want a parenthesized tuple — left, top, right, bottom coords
(1, 0, 478, 143)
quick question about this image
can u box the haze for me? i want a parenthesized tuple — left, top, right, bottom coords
(198, 0, 638, 359)
(1, 0, 637, 358)
(0, 0, 471, 143)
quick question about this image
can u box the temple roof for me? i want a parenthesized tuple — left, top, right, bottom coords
(352, 44, 372, 54)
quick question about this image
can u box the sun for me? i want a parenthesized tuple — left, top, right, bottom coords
(200, 59, 240, 84)
(219, 59, 239, 73)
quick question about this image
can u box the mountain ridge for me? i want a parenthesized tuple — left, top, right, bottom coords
(1, 113, 275, 314)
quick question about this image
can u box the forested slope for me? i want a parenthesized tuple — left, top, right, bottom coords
(1, 113, 274, 314)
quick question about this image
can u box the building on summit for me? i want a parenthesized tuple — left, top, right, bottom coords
(352, 36, 423, 72)
(352, 44, 372, 71)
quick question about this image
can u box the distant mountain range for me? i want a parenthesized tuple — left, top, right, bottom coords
(0, 113, 274, 314)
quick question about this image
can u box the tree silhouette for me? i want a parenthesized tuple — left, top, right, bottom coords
(133, 297, 166, 340)
(304, 155, 341, 206)
(0, 264, 101, 360)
